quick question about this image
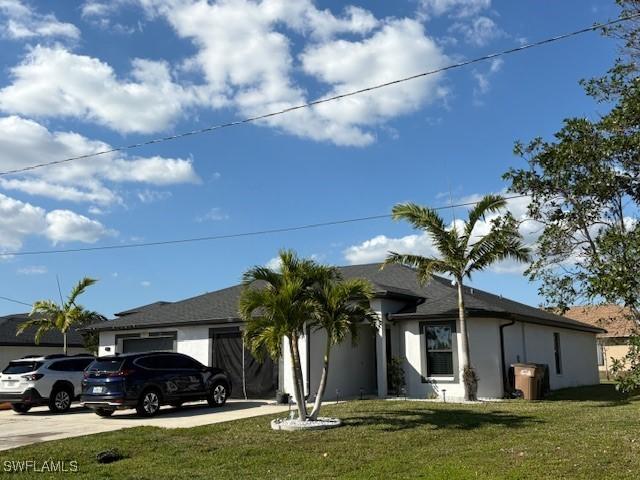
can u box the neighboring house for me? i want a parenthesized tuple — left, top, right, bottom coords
(85, 263, 603, 401)
(0, 313, 89, 369)
(565, 305, 638, 376)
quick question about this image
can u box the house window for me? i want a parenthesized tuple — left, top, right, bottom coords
(596, 341, 605, 366)
(553, 332, 562, 374)
(426, 324, 454, 376)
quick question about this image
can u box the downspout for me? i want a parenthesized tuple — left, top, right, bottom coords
(499, 319, 516, 397)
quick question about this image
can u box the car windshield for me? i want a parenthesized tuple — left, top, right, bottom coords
(86, 359, 124, 372)
(2, 361, 43, 374)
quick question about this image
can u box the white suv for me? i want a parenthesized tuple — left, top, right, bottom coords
(0, 354, 94, 414)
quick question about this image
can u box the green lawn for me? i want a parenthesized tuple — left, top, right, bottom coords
(2, 384, 639, 479)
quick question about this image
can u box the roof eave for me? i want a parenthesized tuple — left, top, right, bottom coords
(82, 316, 243, 332)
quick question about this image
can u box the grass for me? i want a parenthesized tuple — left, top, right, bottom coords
(2, 384, 640, 479)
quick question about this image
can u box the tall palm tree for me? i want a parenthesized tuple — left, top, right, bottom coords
(384, 195, 530, 400)
(240, 250, 336, 420)
(17, 277, 100, 355)
(308, 277, 377, 420)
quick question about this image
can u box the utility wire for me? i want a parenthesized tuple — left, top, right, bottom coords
(0, 295, 32, 307)
(0, 194, 529, 257)
(0, 14, 638, 178)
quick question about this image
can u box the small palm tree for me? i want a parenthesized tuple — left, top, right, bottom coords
(240, 250, 336, 420)
(384, 195, 530, 400)
(308, 277, 377, 420)
(18, 277, 101, 355)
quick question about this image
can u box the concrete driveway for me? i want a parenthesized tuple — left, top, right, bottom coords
(0, 400, 289, 451)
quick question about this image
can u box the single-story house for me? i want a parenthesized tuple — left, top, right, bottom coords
(85, 263, 603, 401)
(565, 305, 637, 376)
(0, 313, 89, 369)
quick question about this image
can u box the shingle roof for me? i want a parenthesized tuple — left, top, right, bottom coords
(0, 313, 86, 347)
(85, 263, 602, 334)
(565, 305, 638, 338)
(115, 301, 173, 317)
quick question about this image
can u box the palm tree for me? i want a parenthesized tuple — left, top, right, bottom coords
(384, 195, 530, 400)
(308, 277, 377, 420)
(17, 277, 100, 355)
(240, 250, 336, 420)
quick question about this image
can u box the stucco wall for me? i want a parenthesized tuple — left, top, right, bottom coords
(502, 321, 600, 390)
(601, 343, 631, 373)
(0, 346, 88, 370)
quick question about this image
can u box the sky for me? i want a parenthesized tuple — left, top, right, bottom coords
(0, 0, 623, 317)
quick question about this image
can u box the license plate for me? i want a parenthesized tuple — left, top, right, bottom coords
(92, 386, 105, 394)
(2, 380, 17, 387)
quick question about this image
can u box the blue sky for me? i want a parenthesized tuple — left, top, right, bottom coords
(0, 0, 622, 317)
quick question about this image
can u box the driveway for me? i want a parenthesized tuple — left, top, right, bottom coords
(0, 400, 289, 451)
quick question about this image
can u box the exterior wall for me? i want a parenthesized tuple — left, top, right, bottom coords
(502, 321, 600, 390)
(99, 326, 214, 366)
(599, 341, 631, 374)
(0, 345, 88, 370)
(401, 317, 504, 401)
(307, 324, 377, 401)
(371, 298, 409, 397)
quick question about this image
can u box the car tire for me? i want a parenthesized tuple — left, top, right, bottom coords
(94, 408, 115, 418)
(11, 403, 31, 414)
(49, 386, 73, 413)
(136, 388, 162, 417)
(207, 381, 229, 407)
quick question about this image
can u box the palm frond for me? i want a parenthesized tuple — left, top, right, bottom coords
(384, 252, 452, 284)
(67, 277, 97, 306)
(464, 194, 507, 240)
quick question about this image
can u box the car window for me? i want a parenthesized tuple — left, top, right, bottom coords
(87, 359, 124, 372)
(48, 360, 73, 371)
(135, 356, 161, 369)
(173, 355, 203, 370)
(69, 358, 94, 371)
(2, 361, 43, 374)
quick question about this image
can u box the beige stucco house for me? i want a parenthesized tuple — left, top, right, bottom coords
(566, 305, 638, 377)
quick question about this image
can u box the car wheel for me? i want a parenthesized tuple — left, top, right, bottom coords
(207, 381, 228, 407)
(11, 403, 31, 414)
(136, 389, 162, 417)
(94, 408, 115, 418)
(49, 386, 73, 413)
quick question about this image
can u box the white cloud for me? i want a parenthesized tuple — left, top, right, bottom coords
(136, 189, 172, 203)
(141, 280, 151, 287)
(0, 116, 199, 206)
(0, 0, 80, 40)
(196, 207, 229, 222)
(343, 194, 538, 275)
(0, 192, 113, 252)
(17, 265, 47, 275)
(0, 46, 200, 134)
(450, 16, 503, 47)
(45, 209, 114, 244)
(418, 0, 491, 19)
(471, 58, 503, 102)
(265, 256, 282, 271)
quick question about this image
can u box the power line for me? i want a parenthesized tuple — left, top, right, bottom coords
(0, 14, 638, 178)
(0, 295, 32, 307)
(0, 194, 529, 257)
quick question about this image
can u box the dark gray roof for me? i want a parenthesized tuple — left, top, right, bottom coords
(0, 313, 86, 347)
(115, 301, 173, 317)
(85, 263, 602, 334)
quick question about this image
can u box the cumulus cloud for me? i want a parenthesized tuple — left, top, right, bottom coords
(17, 265, 47, 275)
(0, 192, 114, 252)
(471, 58, 503, 103)
(418, 0, 491, 19)
(343, 194, 538, 275)
(0, 116, 199, 206)
(0, 0, 80, 40)
(0, 46, 201, 134)
(450, 16, 504, 47)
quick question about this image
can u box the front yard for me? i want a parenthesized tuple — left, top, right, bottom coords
(2, 384, 639, 479)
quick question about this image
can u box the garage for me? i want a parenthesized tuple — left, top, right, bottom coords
(210, 327, 278, 399)
(119, 332, 177, 354)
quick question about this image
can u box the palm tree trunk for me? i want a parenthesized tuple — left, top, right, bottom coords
(63, 331, 68, 355)
(456, 277, 473, 401)
(289, 333, 308, 420)
(309, 336, 331, 420)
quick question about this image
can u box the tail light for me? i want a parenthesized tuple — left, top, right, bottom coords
(108, 369, 136, 377)
(21, 373, 44, 381)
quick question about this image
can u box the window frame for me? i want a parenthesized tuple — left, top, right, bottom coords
(553, 332, 563, 375)
(420, 320, 457, 382)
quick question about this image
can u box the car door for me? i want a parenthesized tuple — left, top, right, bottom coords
(68, 358, 94, 396)
(174, 355, 207, 396)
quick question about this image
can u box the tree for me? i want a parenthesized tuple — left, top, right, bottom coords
(18, 277, 101, 355)
(308, 277, 377, 420)
(384, 196, 530, 400)
(504, 1, 640, 314)
(240, 250, 336, 420)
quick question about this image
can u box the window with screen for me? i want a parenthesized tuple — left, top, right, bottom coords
(425, 324, 454, 376)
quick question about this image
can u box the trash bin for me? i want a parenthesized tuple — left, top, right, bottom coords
(512, 363, 542, 400)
